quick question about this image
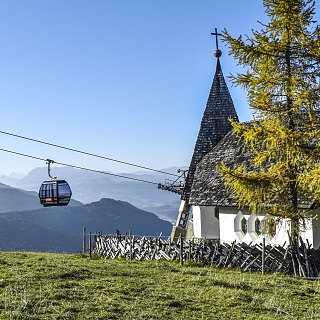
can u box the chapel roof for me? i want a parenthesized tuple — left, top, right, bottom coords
(188, 127, 246, 206)
(189, 122, 315, 209)
(181, 56, 238, 202)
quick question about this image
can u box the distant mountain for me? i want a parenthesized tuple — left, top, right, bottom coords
(0, 166, 184, 218)
(0, 198, 172, 253)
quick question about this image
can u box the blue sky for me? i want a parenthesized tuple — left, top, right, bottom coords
(0, 1, 318, 176)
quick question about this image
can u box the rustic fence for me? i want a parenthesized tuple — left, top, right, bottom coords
(88, 231, 320, 278)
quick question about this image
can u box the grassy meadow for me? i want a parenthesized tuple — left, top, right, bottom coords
(0, 252, 319, 319)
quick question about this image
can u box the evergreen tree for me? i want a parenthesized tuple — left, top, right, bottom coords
(218, 0, 320, 238)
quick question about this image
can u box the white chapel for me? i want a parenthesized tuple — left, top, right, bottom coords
(170, 32, 320, 248)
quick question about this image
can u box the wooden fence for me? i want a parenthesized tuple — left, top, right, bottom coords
(91, 233, 320, 278)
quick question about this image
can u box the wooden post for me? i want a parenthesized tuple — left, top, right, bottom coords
(129, 231, 133, 261)
(224, 241, 236, 267)
(83, 227, 86, 254)
(202, 238, 206, 263)
(262, 237, 266, 275)
(179, 233, 184, 266)
(168, 237, 171, 259)
(158, 232, 162, 249)
(192, 237, 194, 260)
(89, 231, 92, 258)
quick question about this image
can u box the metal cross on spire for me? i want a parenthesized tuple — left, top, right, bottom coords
(211, 27, 222, 49)
(211, 28, 222, 58)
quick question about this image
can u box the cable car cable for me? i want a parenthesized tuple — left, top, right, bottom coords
(0, 148, 159, 185)
(0, 130, 180, 177)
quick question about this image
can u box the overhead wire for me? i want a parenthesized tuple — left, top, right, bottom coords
(0, 148, 160, 185)
(0, 130, 180, 178)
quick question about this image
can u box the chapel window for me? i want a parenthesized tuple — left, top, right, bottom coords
(255, 219, 262, 235)
(241, 217, 248, 234)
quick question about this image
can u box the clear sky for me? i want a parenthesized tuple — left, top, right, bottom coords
(0, 1, 319, 176)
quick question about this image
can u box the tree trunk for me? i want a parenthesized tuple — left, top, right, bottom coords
(291, 217, 300, 240)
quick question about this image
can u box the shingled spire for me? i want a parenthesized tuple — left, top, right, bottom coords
(182, 29, 239, 202)
(170, 29, 239, 241)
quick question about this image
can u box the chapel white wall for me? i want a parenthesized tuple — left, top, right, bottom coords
(192, 205, 320, 247)
(192, 206, 220, 239)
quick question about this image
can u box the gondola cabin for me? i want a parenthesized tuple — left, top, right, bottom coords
(39, 180, 72, 207)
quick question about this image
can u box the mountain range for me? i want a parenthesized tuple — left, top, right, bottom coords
(0, 166, 183, 221)
(0, 198, 172, 253)
(0, 166, 182, 252)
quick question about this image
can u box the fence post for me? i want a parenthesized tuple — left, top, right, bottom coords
(179, 233, 184, 266)
(89, 231, 92, 258)
(158, 232, 162, 249)
(262, 237, 265, 275)
(202, 238, 206, 263)
(83, 227, 86, 254)
(129, 230, 133, 261)
(192, 237, 194, 260)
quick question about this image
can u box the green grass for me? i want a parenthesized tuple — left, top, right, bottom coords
(0, 252, 319, 319)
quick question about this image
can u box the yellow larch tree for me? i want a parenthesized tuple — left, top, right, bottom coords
(218, 0, 320, 238)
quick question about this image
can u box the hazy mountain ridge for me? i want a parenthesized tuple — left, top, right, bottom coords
(0, 166, 184, 220)
(0, 166, 181, 252)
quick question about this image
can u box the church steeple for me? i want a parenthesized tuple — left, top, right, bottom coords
(181, 29, 239, 202)
(169, 29, 239, 241)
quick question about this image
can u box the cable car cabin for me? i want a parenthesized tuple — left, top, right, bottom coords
(39, 180, 72, 207)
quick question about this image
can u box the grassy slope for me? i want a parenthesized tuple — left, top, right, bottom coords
(0, 252, 319, 319)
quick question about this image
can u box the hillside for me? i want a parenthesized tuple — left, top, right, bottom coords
(0, 252, 319, 319)
(0, 217, 79, 252)
(0, 198, 172, 253)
